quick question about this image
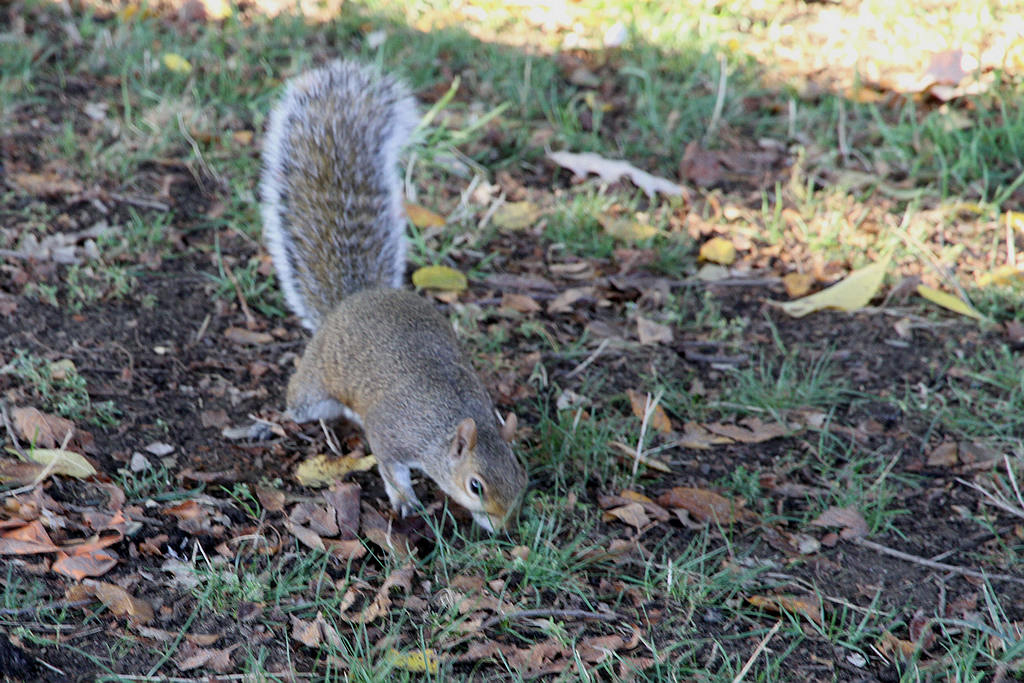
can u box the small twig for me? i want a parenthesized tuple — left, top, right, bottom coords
(221, 259, 257, 330)
(633, 390, 663, 480)
(852, 537, 1024, 586)
(319, 419, 342, 456)
(565, 338, 609, 379)
(733, 620, 782, 683)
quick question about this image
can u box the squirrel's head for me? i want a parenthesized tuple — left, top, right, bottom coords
(445, 414, 526, 533)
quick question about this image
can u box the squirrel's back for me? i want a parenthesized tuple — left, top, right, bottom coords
(260, 60, 418, 330)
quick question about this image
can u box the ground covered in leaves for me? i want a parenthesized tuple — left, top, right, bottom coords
(2, 1, 1023, 681)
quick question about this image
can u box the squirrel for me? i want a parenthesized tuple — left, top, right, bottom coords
(259, 60, 527, 533)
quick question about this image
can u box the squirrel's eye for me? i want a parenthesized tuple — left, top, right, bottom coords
(468, 477, 485, 498)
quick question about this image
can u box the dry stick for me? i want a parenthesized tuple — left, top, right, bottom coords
(221, 258, 258, 330)
(732, 620, 782, 683)
(0, 599, 93, 617)
(565, 338, 610, 379)
(106, 192, 170, 212)
(1007, 211, 1017, 268)
(851, 537, 1024, 586)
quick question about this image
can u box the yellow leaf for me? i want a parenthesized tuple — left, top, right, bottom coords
(412, 265, 467, 292)
(600, 215, 660, 241)
(162, 53, 193, 74)
(782, 272, 813, 298)
(24, 448, 96, 479)
(492, 201, 543, 232)
(388, 648, 440, 673)
(404, 202, 445, 228)
(295, 454, 377, 488)
(977, 265, 1024, 287)
(774, 256, 889, 318)
(698, 237, 736, 265)
(916, 285, 983, 320)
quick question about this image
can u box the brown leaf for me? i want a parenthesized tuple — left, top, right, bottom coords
(223, 327, 273, 345)
(501, 292, 541, 314)
(199, 409, 229, 428)
(547, 286, 595, 314)
(625, 389, 672, 433)
(679, 141, 724, 188)
(704, 417, 790, 444)
(810, 506, 868, 540)
(926, 441, 958, 467)
(0, 520, 60, 555)
(323, 538, 367, 560)
(747, 594, 822, 626)
(322, 483, 360, 540)
(291, 615, 322, 648)
(576, 634, 626, 663)
(657, 487, 754, 525)
(11, 407, 76, 448)
(53, 548, 118, 580)
(605, 503, 650, 530)
(84, 580, 154, 624)
(619, 490, 671, 522)
(675, 421, 734, 449)
(636, 316, 673, 345)
(10, 172, 83, 198)
(253, 485, 286, 512)
(876, 630, 916, 659)
(283, 520, 325, 551)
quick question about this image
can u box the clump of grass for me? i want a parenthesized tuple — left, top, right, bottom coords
(5, 350, 119, 426)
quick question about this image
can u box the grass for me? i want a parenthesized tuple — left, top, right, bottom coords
(4, 351, 119, 426)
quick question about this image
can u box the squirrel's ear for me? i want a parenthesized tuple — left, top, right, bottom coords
(500, 412, 517, 443)
(455, 418, 477, 456)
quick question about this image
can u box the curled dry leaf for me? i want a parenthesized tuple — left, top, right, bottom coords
(388, 648, 441, 674)
(501, 292, 541, 314)
(547, 286, 595, 314)
(625, 389, 672, 433)
(491, 201, 543, 232)
(294, 453, 376, 488)
(657, 487, 755, 525)
(604, 502, 650, 530)
(53, 549, 119, 580)
(810, 506, 868, 540)
(83, 579, 154, 624)
(11, 407, 76, 448)
(0, 520, 60, 555)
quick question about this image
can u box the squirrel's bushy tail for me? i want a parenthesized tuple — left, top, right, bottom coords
(260, 60, 418, 331)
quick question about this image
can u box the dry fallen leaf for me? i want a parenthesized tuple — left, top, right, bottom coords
(605, 502, 651, 530)
(23, 448, 96, 479)
(782, 272, 814, 298)
(675, 421, 734, 450)
(773, 256, 890, 318)
(747, 594, 822, 626)
(83, 580, 154, 624)
(501, 292, 541, 314)
(12, 407, 76, 447)
(388, 648, 441, 673)
(412, 265, 468, 292)
(916, 284, 983, 320)
(704, 417, 790, 444)
(491, 201, 543, 231)
(223, 327, 273, 345)
(547, 150, 684, 198)
(810, 505, 868, 540)
(625, 389, 672, 433)
(295, 453, 377, 488)
(698, 237, 736, 265)
(657, 487, 754, 525)
(404, 201, 446, 228)
(636, 317, 673, 345)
